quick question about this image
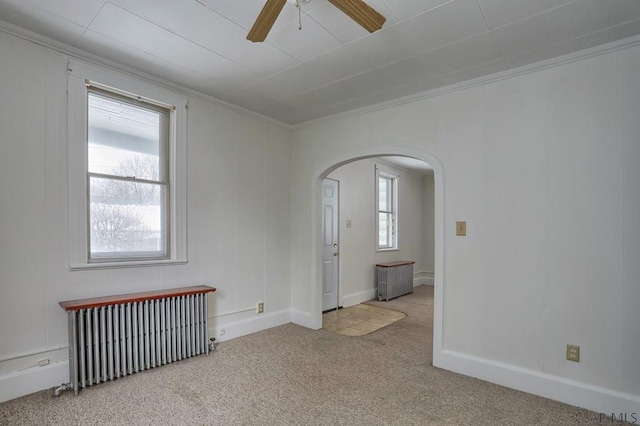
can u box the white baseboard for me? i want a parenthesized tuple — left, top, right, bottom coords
(0, 360, 68, 403)
(341, 289, 376, 307)
(341, 278, 433, 307)
(1, 310, 292, 403)
(413, 271, 434, 287)
(210, 309, 291, 343)
(434, 349, 640, 417)
(8, 310, 637, 418)
(291, 309, 318, 329)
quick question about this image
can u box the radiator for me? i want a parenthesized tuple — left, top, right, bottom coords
(376, 261, 415, 301)
(59, 285, 216, 396)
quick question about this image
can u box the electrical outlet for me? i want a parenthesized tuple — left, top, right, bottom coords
(566, 344, 580, 362)
(257, 302, 264, 314)
(220, 328, 225, 336)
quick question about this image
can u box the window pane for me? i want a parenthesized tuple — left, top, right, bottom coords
(379, 176, 391, 211)
(88, 92, 162, 181)
(379, 212, 390, 247)
(89, 176, 166, 257)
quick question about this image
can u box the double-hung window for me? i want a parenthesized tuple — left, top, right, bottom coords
(68, 61, 187, 269)
(87, 87, 169, 260)
(376, 166, 398, 250)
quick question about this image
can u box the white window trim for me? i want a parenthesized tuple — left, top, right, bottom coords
(375, 164, 399, 252)
(67, 60, 188, 270)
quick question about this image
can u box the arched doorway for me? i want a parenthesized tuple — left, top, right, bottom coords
(311, 148, 445, 364)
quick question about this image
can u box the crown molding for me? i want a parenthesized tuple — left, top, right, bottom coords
(292, 33, 640, 131)
(0, 19, 291, 131)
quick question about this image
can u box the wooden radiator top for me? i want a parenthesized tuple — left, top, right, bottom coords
(59, 285, 216, 311)
(375, 261, 415, 268)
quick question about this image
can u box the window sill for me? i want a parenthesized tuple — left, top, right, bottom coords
(376, 248, 399, 253)
(70, 258, 188, 271)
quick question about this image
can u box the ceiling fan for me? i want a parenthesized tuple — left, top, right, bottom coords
(247, 0, 386, 43)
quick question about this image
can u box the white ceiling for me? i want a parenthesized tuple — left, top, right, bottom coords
(379, 156, 433, 175)
(2, 0, 640, 125)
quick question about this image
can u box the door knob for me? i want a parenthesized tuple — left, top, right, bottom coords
(333, 252, 339, 256)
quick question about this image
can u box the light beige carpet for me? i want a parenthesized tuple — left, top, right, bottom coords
(323, 304, 406, 336)
(0, 285, 627, 425)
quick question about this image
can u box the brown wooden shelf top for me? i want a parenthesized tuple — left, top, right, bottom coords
(59, 285, 216, 311)
(375, 261, 415, 268)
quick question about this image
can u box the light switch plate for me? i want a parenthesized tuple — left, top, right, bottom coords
(456, 221, 466, 236)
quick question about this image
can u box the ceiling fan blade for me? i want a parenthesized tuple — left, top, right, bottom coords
(247, 0, 287, 43)
(328, 0, 386, 33)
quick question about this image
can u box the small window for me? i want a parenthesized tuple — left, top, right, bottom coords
(376, 166, 398, 250)
(87, 88, 170, 261)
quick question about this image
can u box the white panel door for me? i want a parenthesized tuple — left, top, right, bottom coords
(322, 178, 339, 311)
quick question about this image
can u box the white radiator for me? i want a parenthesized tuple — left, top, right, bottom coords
(376, 261, 415, 301)
(59, 286, 216, 396)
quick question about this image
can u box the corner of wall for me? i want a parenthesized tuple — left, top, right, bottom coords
(413, 271, 434, 287)
(290, 309, 319, 330)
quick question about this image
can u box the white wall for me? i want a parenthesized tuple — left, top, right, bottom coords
(2, 20, 639, 415)
(0, 31, 291, 401)
(422, 172, 435, 277)
(327, 158, 432, 306)
(290, 41, 640, 413)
